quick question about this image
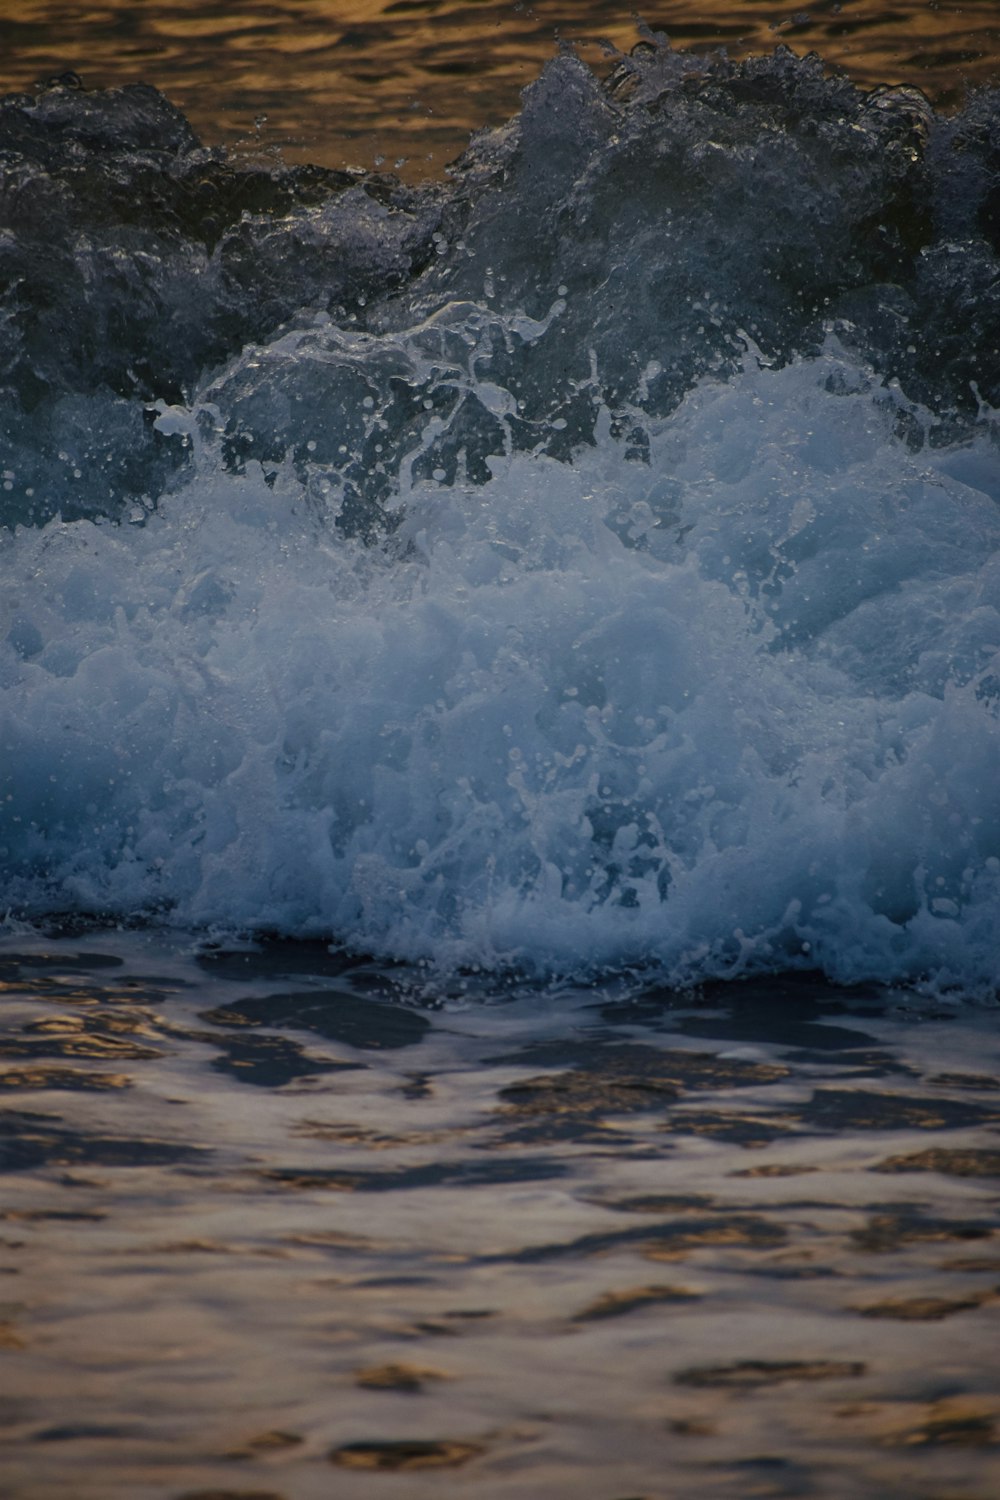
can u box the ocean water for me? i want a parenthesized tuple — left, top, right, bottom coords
(4, 0, 1000, 170)
(2, 20, 1000, 1500)
(2, 39, 999, 995)
(3, 932, 1000, 1500)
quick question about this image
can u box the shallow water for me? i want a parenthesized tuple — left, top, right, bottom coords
(2, 932, 1000, 1499)
(2, 8, 1000, 1494)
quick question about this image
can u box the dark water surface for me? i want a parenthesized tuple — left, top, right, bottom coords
(2, 3, 1000, 1496)
(2, 933, 1000, 1498)
(1, 0, 999, 171)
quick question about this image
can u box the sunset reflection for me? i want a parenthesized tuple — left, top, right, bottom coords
(1, 0, 999, 172)
(3, 5, 1000, 1498)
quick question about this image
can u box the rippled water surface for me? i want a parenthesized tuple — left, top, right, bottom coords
(2, 933, 1000, 1500)
(1, 0, 999, 169)
(2, 3, 1000, 1495)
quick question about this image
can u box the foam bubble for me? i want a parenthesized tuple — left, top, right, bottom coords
(2, 340, 998, 995)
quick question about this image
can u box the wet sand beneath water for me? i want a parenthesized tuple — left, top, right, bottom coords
(1, 932, 999, 1498)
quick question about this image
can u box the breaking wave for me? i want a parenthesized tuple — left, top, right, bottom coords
(1, 42, 999, 994)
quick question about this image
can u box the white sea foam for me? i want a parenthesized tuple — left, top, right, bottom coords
(2, 335, 999, 994)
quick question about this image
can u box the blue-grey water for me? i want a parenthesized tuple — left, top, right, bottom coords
(1, 12, 1000, 1496)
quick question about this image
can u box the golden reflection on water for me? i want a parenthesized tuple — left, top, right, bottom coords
(3, 939, 1000, 1498)
(1, 0, 999, 173)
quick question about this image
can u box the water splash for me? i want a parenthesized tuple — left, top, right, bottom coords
(1, 46, 999, 994)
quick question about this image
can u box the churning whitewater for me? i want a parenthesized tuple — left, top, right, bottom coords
(1, 41, 999, 993)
